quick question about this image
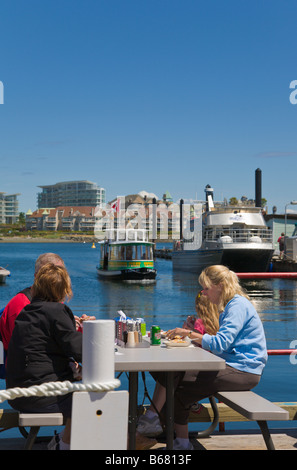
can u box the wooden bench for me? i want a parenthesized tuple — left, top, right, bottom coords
(148, 390, 291, 450)
(0, 340, 65, 449)
(19, 412, 65, 450)
(188, 400, 297, 423)
(213, 391, 289, 450)
(0, 409, 65, 450)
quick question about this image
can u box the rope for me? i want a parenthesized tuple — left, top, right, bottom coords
(0, 378, 121, 404)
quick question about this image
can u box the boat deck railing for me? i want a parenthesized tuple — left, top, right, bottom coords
(204, 227, 273, 244)
(104, 229, 150, 243)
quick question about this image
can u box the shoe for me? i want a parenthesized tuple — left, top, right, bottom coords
(172, 438, 194, 450)
(159, 439, 194, 451)
(47, 431, 60, 450)
(136, 413, 163, 437)
(135, 433, 157, 450)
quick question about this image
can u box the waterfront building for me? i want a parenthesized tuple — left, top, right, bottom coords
(0, 192, 20, 224)
(107, 191, 180, 239)
(265, 213, 297, 252)
(26, 206, 97, 231)
(37, 181, 105, 209)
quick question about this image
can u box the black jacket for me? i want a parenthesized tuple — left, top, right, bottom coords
(6, 298, 82, 390)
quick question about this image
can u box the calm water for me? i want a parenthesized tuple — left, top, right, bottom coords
(1, 241, 297, 436)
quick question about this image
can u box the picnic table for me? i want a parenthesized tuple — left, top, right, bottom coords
(114, 339, 226, 449)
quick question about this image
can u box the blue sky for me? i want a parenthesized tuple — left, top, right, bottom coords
(1, 0, 297, 214)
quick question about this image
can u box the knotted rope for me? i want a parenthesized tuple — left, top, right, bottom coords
(0, 378, 121, 403)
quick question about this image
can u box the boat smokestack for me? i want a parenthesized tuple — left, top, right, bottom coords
(205, 184, 213, 201)
(205, 185, 214, 211)
(255, 168, 262, 208)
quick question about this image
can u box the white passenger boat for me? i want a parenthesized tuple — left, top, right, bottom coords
(172, 186, 274, 274)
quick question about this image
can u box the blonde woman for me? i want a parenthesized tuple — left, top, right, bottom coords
(136, 291, 220, 444)
(166, 265, 267, 450)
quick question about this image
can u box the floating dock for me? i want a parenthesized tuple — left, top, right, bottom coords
(154, 248, 172, 259)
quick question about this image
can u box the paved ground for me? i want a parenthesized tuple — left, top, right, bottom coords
(1, 428, 297, 450)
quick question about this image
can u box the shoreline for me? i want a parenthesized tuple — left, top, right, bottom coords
(0, 236, 95, 243)
(0, 236, 173, 244)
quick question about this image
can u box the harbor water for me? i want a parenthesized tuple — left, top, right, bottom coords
(1, 241, 297, 438)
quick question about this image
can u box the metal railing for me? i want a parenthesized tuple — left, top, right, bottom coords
(204, 227, 273, 244)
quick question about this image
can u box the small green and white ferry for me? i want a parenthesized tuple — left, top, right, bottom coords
(97, 229, 157, 282)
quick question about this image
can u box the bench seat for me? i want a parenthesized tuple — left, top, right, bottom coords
(0, 409, 64, 450)
(19, 412, 64, 427)
(19, 412, 65, 450)
(188, 401, 297, 423)
(215, 391, 289, 421)
(214, 391, 289, 450)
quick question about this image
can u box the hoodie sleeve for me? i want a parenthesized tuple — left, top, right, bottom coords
(202, 298, 246, 355)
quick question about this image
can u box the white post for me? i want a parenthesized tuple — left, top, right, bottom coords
(70, 320, 129, 450)
(82, 320, 115, 384)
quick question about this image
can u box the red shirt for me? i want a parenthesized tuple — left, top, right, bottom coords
(0, 292, 31, 351)
(193, 318, 206, 335)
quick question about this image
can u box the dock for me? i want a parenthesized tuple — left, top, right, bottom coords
(271, 257, 297, 273)
(154, 428, 297, 450)
(1, 399, 296, 451)
(155, 248, 172, 259)
(1, 428, 297, 450)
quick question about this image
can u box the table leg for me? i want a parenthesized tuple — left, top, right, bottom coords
(165, 371, 175, 450)
(128, 371, 138, 450)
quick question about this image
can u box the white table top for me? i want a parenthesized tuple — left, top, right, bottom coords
(114, 340, 225, 372)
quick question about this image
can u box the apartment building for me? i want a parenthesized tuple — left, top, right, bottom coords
(37, 181, 105, 209)
(26, 206, 97, 231)
(0, 193, 20, 224)
(105, 192, 180, 238)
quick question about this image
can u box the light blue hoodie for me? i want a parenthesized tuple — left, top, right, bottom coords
(202, 295, 267, 375)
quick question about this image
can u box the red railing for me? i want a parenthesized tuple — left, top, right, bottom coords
(267, 349, 297, 355)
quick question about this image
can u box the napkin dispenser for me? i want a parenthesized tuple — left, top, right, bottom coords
(115, 311, 149, 348)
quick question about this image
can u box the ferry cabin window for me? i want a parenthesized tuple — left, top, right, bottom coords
(126, 245, 141, 260)
(141, 245, 153, 260)
(109, 244, 153, 260)
(99, 245, 105, 260)
(110, 246, 119, 260)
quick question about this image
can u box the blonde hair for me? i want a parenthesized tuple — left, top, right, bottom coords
(195, 291, 220, 335)
(198, 265, 249, 311)
(32, 263, 72, 302)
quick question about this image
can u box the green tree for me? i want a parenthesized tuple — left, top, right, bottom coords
(261, 198, 267, 208)
(18, 212, 26, 224)
(229, 197, 238, 205)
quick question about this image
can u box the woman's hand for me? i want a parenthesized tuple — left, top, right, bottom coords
(182, 316, 196, 330)
(69, 361, 82, 381)
(74, 314, 96, 331)
(166, 327, 190, 340)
